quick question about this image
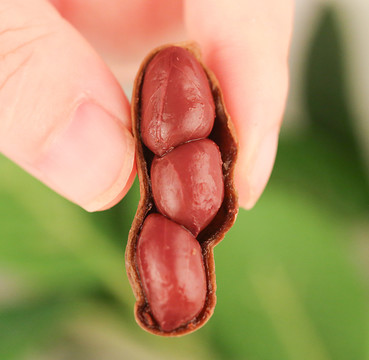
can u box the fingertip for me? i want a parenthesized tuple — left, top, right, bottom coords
(36, 103, 135, 212)
(236, 128, 279, 210)
(86, 158, 137, 212)
(185, 0, 292, 209)
(78, 120, 136, 212)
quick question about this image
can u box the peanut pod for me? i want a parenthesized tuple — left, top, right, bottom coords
(126, 42, 238, 336)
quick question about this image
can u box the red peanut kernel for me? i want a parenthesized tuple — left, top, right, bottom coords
(136, 213, 207, 332)
(141, 46, 215, 156)
(151, 139, 224, 236)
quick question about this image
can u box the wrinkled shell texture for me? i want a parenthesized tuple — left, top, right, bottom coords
(126, 43, 238, 337)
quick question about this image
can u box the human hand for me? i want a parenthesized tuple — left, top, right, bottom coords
(0, 0, 293, 211)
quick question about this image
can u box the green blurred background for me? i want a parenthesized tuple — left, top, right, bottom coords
(1, 5, 369, 360)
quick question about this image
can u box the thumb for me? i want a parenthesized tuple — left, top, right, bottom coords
(0, 0, 135, 211)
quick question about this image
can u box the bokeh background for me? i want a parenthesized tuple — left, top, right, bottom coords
(1, 1, 369, 359)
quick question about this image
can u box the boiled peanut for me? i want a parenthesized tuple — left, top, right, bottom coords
(151, 139, 224, 236)
(141, 46, 215, 156)
(137, 213, 207, 332)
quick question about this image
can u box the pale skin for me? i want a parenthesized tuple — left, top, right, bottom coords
(0, 0, 293, 211)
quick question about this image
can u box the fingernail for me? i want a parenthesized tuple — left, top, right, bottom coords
(239, 129, 279, 209)
(36, 102, 135, 211)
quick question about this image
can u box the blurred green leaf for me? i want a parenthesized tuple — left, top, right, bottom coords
(209, 187, 368, 360)
(281, 6, 369, 215)
(0, 191, 98, 296)
(0, 299, 69, 360)
(0, 154, 133, 306)
(305, 7, 357, 147)
(58, 301, 215, 360)
(275, 133, 369, 216)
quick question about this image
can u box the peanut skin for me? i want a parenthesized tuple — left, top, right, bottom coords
(151, 139, 224, 236)
(141, 46, 215, 156)
(137, 213, 207, 332)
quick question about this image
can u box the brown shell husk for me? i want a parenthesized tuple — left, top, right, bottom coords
(126, 42, 239, 336)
